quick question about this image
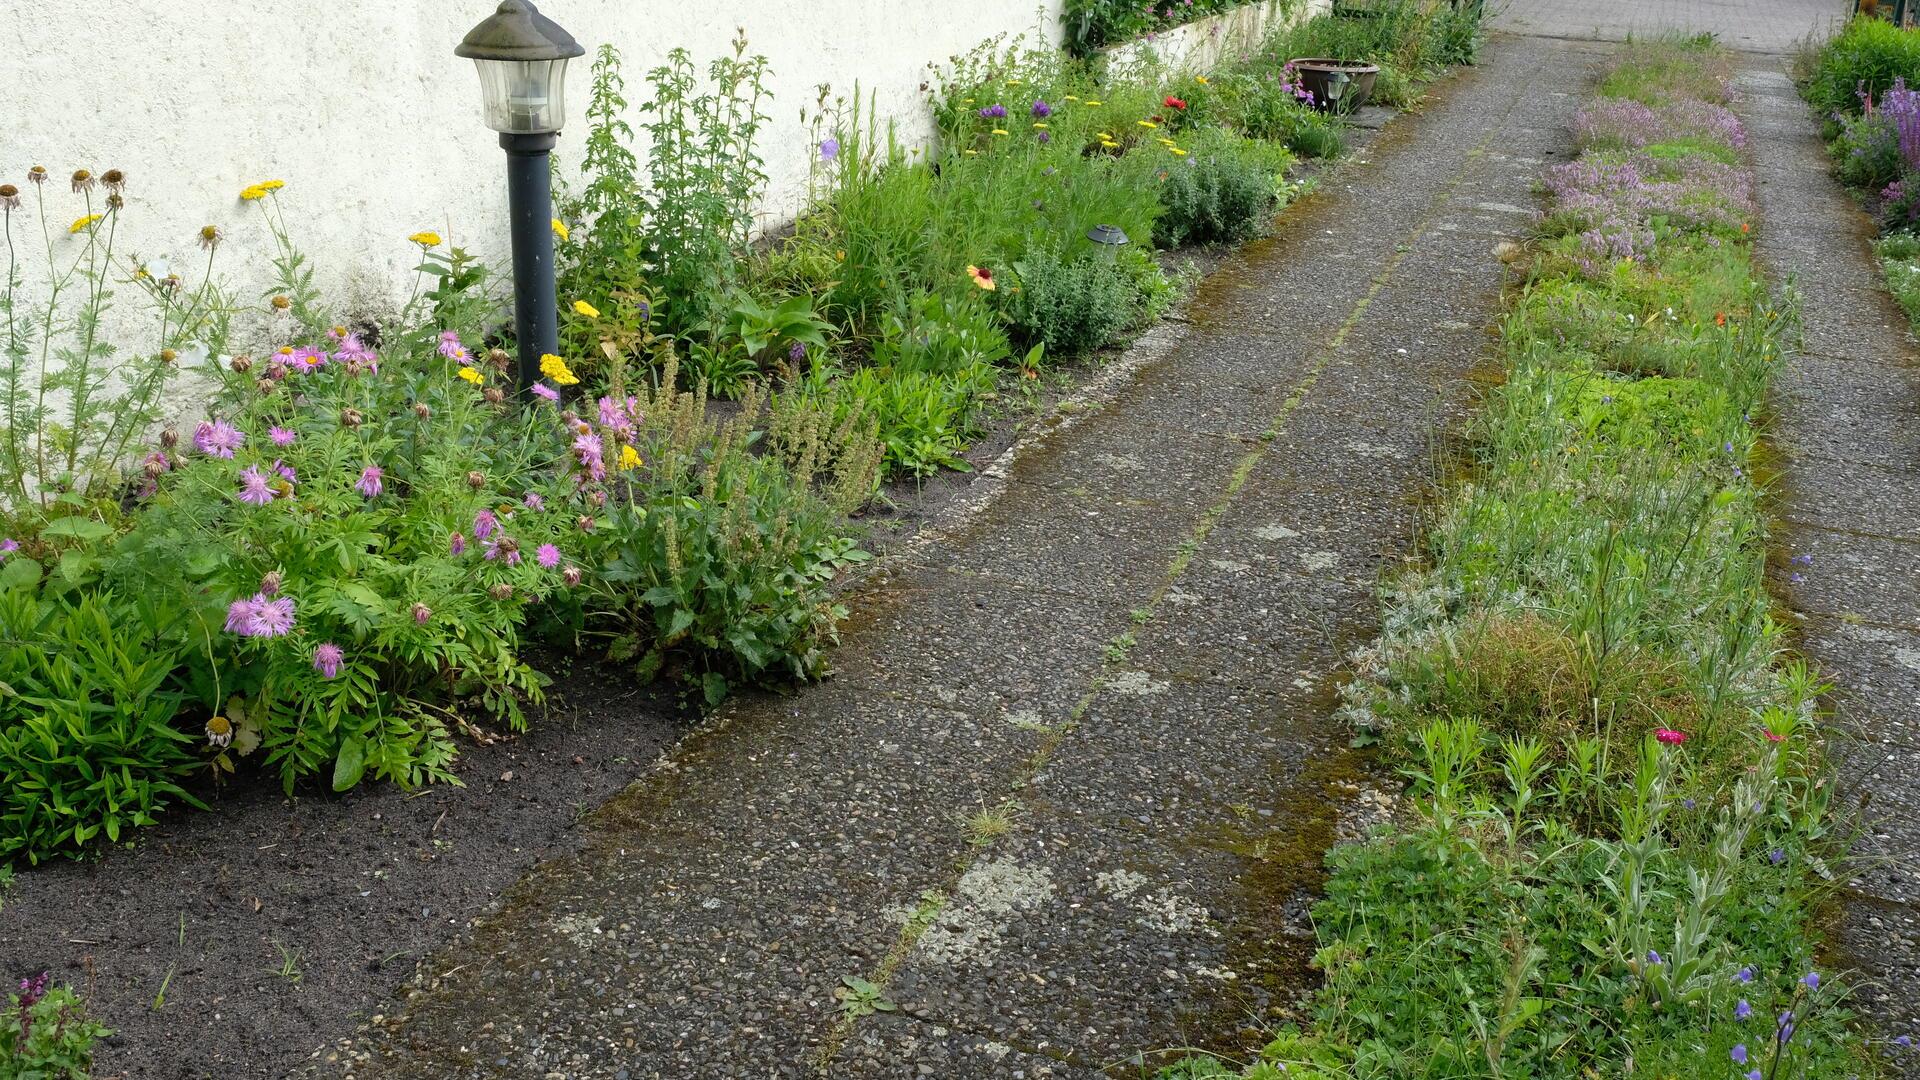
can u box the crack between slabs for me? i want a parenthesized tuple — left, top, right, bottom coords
(810, 56, 1541, 1071)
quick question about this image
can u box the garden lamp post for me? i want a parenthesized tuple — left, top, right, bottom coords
(1088, 223, 1130, 262)
(457, 0, 583, 392)
(1323, 70, 1351, 115)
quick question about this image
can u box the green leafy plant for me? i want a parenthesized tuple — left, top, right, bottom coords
(1, 975, 109, 1079)
(1802, 15, 1920, 120)
(1152, 131, 1291, 247)
(1006, 244, 1134, 356)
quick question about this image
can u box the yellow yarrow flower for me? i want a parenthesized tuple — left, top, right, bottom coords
(1169, 147, 1189, 156)
(1033, 122, 1049, 129)
(572, 299, 600, 319)
(1137, 119, 1159, 129)
(240, 185, 266, 201)
(539, 353, 580, 386)
(991, 128, 1009, 136)
(1195, 75, 1210, 85)
(1063, 94, 1080, 101)
(551, 218, 569, 241)
(456, 366, 484, 385)
(619, 444, 642, 470)
(260, 180, 285, 191)
(1084, 100, 1103, 106)
(409, 231, 442, 248)
(68, 213, 103, 234)
(1005, 78, 1023, 87)
(964, 149, 979, 156)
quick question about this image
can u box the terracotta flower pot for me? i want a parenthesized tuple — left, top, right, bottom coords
(1290, 58, 1381, 113)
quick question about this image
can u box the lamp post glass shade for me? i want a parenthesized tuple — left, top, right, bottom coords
(457, 0, 585, 134)
(1088, 223, 1130, 260)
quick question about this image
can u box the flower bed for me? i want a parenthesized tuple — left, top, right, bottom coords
(1161, 38, 1897, 1080)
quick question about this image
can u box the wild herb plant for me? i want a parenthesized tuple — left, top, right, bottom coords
(0, 974, 109, 1077)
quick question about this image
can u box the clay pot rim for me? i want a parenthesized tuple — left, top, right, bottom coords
(1289, 57, 1382, 73)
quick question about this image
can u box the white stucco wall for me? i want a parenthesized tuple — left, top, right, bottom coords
(0, 0, 1066, 338)
(1104, 0, 1332, 74)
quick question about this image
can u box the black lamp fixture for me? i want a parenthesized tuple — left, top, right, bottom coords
(1087, 223, 1130, 261)
(1323, 70, 1352, 115)
(457, 0, 584, 391)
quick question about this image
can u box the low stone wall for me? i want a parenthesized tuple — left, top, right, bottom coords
(1101, 0, 1334, 74)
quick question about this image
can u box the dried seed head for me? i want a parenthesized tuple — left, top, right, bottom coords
(587, 488, 607, 507)
(106, 193, 124, 210)
(101, 169, 125, 193)
(259, 570, 283, 596)
(198, 224, 221, 250)
(230, 354, 253, 373)
(413, 402, 431, 419)
(70, 169, 94, 193)
(576, 514, 596, 532)
(484, 386, 506, 405)
(487, 347, 510, 372)
(255, 377, 278, 395)
(466, 470, 487, 490)
(495, 535, 519, 557)
(162, 274, 182, 294)
(340, 408, 363, 428)
(561, 565, 583, 587)
(0, 185, 18, 212)
(270, 295, 291, 311)
(143, 455, 168, 478)
(411, 602, 432, 625)
(265, 359, 289, 380)
(159, 427, 179, 448)
(159, 348, 177, 364)
(488, 582, 514, 601)
(27, 166, 47, 186)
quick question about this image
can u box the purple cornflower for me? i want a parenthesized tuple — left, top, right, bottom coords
(1791, 552, 1813, 566)
(333, 333, 377, 371)
(1802, 972, 1820, 990)
(572, 433, 606, 481)
(356, 465, 384, 498)
(272, 459, 296, 486)
(224, 596, 259, 634)
(1731, 1044, 1748, 1065)
(1746, 1071, 1762, 1080)
(1736, 967, 1754, 983)
(269, 425, 296, 446)
(524, 491, 545, 511)
(598, 394, 641, 437)
(537, 543, 561, 569)
(483, 536, 521, 565)
(1031, 99, 1052, 118)
(474, 509, 498, 540)
(1778, 1011, 1797, 1044)
(237, 465, 275, 506)
(437, 330, 464, 359)
(1895, 1035, 1913, 1049)
(1683, 798, 1697, 810)
(0, 538, 17, 559)
(978, 103, 1008, 120)
(312, 642, 344, 679)
(820, 137, 840, 161)
(1791, 571, 1805, 585)
(1646, 950, 1663, 966)
(194, 419, 245, 458)
(531, 382, 560, 403)
(1737, 999, 1753, 1020)
(251, 595, 295, 637)
(450, 532, 467, 556)
(1770, 848, 1787, 865)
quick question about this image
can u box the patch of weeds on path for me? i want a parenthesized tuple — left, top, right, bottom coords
(1161, 37, 1902, 1080)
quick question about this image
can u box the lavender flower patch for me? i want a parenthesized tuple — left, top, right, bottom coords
(1541, 151, 1755, 238)
(1575, 97, 1747, 154)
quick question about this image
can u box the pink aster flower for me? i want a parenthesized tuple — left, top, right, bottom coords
(269, 425, 297, 447)
(312, 642, 344, 679)
(531, 382, 560, 403)
(224, 596, 259, 635)
(473, 509, 498, 540)
(356, 465, 384, 498)
(571, 433, 605, 482)
(237, 465, 275, 506)
(537, 543, 561, 568)
(289, 347, 328, 374)
(193, 419, 245, 458)
(0, 538, 19, 559)
(437, 330, 464, 359)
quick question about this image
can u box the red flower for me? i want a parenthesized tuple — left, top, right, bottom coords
(1764, 730, 1785, 743)
(1164, 95, 1188, 110)
(1654, 728, 1687, 746)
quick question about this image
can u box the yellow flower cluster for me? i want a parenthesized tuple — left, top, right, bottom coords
(456, 366, 484, 385)
(239, 179, 285, 202)
(68, 213, 103, 234)
(551, 218, 570, 241)
(619, 444, 642, 470)
(572, 299, 600, 319)
(539, 353, 580, 386)
(409, 231, 442, 248)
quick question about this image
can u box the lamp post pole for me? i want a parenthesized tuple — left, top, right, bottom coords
(457, 0, 583, 393)
(503, 131, 559, 390)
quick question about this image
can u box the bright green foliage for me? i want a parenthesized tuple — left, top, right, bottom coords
(1064, 0, 1265, 57)
(1802, 16, 1920, 119)
(1877, 231, 1920, 323)
(0, 584, 200, 863)
(0, 979, 108, 1079)
(1007, 244, 1135, 357)
(1152, 131, 1293, 247)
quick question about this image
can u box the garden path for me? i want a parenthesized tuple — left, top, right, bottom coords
(311, 32, 1598, 1080)
(1738, 61, 1920, 1066)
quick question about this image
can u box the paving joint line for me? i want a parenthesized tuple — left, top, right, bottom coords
(810, 55, 1535, 1068)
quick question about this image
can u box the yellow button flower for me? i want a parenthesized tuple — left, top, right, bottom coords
(409, 231, 442, 248)
(551, 218, 570, 241)
(456, 366, 484, 385)
(619, 444, 642, 470)
(572, 299, 600, 319)
(539, 353, 580, 386)
(1084, 100, 1103, 106)
(68, 213, 103, 234)
(1137, 120, 1159, 129)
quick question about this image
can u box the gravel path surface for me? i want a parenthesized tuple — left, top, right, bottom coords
(308, 33, 1597, 1080)
(1737, 61, 1920, 1073)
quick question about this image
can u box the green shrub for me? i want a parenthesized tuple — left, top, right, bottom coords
(1830, 111, 1904, 190)
(1804, 16, 1920, 119)
(1, 976, 109, 1079)
(0, 582, 201, 863)
(1152, 132, 1289, 247)
(1006, 244, 1134, 356)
